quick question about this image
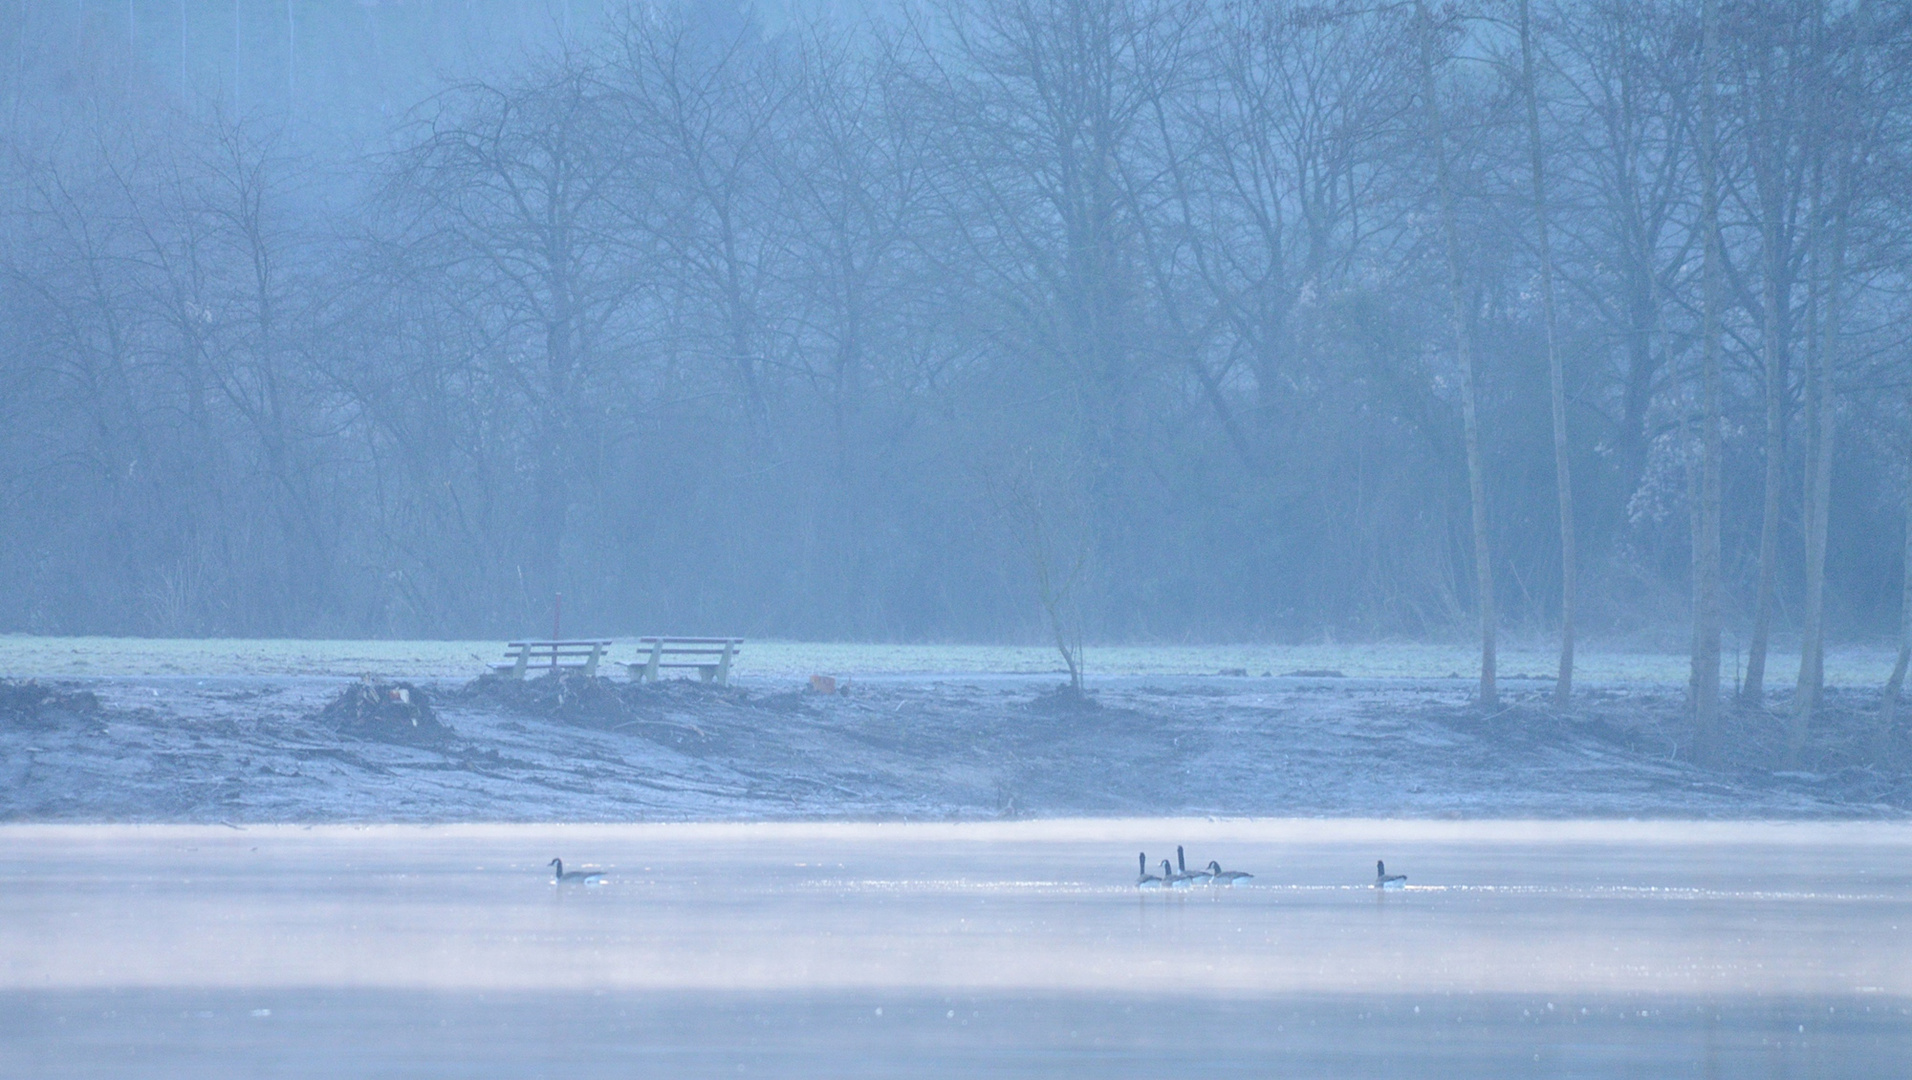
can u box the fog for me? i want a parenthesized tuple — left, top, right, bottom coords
(6, 6, 1912, 1071)
(0, 0, 1905, 679)
(6, 821, 1911, 1076)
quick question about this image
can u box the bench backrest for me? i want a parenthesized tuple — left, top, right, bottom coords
(632, 637, 744, 684)
(499, 640, 613, 678)
(636, 636, 743, 652)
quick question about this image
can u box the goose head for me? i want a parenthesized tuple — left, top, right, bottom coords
(1207, 860, 1223, 875)
(1177, 846, 1188, 874)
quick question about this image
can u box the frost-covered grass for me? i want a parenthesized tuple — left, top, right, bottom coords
(0, 634, 1899, 686)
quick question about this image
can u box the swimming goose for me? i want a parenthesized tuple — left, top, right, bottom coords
(1137, 852, 1166, 889)
(1204, 860, 1253, 886)
(549, 858, 607, 885)
(1161, 858, 1200, 889)
(1374, 860, 1406, 889)
(1176, 846, 1211, 885)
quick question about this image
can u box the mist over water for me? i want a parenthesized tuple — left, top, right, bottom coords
(6, 2, 1912, 1074)
(4, 821, 1909, 1075)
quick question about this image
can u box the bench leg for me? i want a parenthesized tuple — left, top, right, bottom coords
(583, 643, 601, 678)
(717, 642, 734, 687)
(512, 649, 529, 679)
(644, 641, 662, 683)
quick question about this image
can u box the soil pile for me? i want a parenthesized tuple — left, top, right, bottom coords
(456, 672, 746, 721)
(1024, 684, 1103, 717)
(451, 672, 757, 752)
(320, 680, 450, 746)
(0, 679, 102, 728)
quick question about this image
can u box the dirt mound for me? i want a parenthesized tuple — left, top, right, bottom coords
(0, 679, 102, 728)
(449, 672, 747, 754)
(1024, 684, 1103, 717)
(458, 671, 745, 718)
(458, 671, 626, 724)
(320, 680, 451, 746)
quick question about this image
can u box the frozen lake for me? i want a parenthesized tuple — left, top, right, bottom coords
(3, 820, 1908, 1077)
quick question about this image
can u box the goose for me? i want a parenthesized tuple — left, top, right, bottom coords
(1203, 860, 1253, 886)
(1161, 858, 1199, 889)
(1176, 846, 1212, 885)
(549, 858, 607, 885)
(1136, 852, 1166, 889)
(1374, 860, 1406, 889)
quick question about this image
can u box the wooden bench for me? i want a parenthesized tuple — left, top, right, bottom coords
(494, 640, 614, 678)
(628, 637, 743, 686)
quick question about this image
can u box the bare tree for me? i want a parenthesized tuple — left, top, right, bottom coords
(1737, 0, 1816, 707)
(1689, 0, 1723, 759)
(1417, 0, 1496, 708)
(191, 117, 338, 629)
(385, 57, 631, 626)
(1884, 411, 1912, 736)
(778, 22, 934, 627)
(1179, 2, 1411, 469)
(6, 0, 1912, 676)
(1547, 0, 1695, 515)
(607, 6, 793, 448)
(987, 446, 1092, 693)
(1518, 0, 1575, 706)
(913, 0, 1192, 627)
(1792, 0, 1870, 755)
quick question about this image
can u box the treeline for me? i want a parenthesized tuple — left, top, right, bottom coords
(2, 1, 1910, 689)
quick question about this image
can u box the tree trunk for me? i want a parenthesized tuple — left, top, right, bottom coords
(1741, 218, 1788, 707)
(1519, 0, 1573, 709)
(1791, 249, 1832, 756)
(1690, 0, 1723, 761)
(1419, 1, 1495, 709)
(1883, 448, 1912, 738)
(1792, 11, 1857, 762)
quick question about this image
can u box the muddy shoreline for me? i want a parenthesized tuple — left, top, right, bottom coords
(2, 673, 1908, 821)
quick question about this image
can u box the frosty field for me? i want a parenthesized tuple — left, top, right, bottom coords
(3, 634, 1902, 685)
(9, 637, 1906, 823)
(2, 819, 1908, 1077)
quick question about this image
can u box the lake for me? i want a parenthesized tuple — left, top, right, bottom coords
(3, 819, 1907, 1077)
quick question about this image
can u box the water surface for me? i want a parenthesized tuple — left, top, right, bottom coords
(3, 820, 1907, 1076)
